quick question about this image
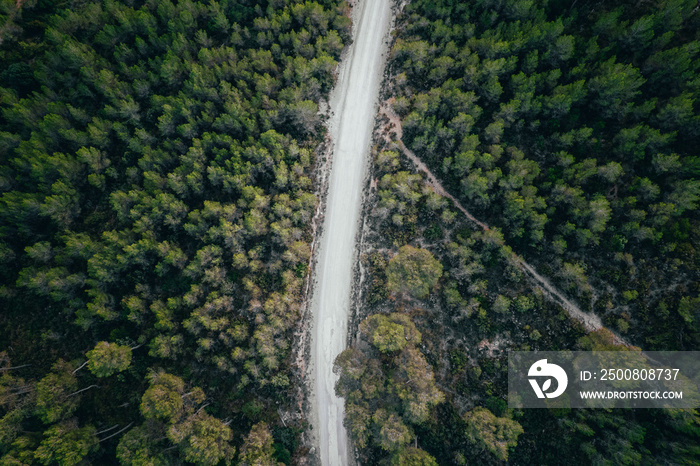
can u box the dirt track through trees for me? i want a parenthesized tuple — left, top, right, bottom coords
(309, 1, 392, 464)
(379, 102, 630, 345)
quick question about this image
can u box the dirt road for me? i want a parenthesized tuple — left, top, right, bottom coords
(309, 1, 392, 464)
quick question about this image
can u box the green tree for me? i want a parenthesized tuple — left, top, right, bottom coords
(34, 420, 97, 466)
(167, 413, 235, 466)
(677, 296, 699, 324)
(239, 422, 279, 466)
(344, 401, 372, 449)
(116, 424, 166, 466)
(393, 348, 444, 423)
(86, 341, 132, 377)
(390, 447, 438, 466)
(463, 407, 523, 461)
(589, 58, 645, 119)
(140, 372, 185, 422)
(386, 246, 443, 299)
(359, 313, 421, 353)
(34, 361, 79, 425)
(375, 411, 412, 452)
(492, 295, 511, 314)
(514, 295, 534, 313)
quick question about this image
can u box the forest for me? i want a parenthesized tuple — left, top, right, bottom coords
(1, 0, 700, 464)
(0, 0, 349, 463)
(333, 0, 700, 464)
(389, 0, 700, 348)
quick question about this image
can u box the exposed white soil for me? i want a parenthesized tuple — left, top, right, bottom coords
(307, 1, 393, 465)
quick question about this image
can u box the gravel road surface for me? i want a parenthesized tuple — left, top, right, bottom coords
(309, 1, 392, 464)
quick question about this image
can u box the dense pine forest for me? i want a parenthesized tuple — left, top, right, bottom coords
(2, 0, 700, 464)
(390, 0, 700, 348)
(0, 0, 349, 463)
(334, 0, 700, 464)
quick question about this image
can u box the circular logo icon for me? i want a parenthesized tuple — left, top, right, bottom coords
(528, 359, 568, 399)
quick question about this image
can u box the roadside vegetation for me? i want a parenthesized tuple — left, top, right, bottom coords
(0, 0, 350, 463)
(335, 0, 700, 464)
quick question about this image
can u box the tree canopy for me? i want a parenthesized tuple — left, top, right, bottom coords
(386, 245, 443, 299)
(86, 341, 132, 378)
(334, 1, 700, 464)
(0, 0, 350, 462)
(463, 407, 523, 461)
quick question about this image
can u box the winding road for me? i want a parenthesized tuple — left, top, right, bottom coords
(309, 1, 392, 465)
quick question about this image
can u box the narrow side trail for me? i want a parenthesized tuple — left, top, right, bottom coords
(379, 102, 628, 344)
(309, 1, 392, 465)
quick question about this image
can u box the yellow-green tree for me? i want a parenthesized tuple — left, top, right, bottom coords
(239, 421, 280, 466)
(34, 420, 97, 466)
(390, 447, 438, 466)
(386, 246, 442, 299)
(86, 341, 132, 378)
(140, 372, 186, 422)
(463, 407, 523, 461)
(167, 413, 235, 466)
(34, 361, 79, 425)
(359, 313, 421, 353)
(116, 424, 167, 466)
